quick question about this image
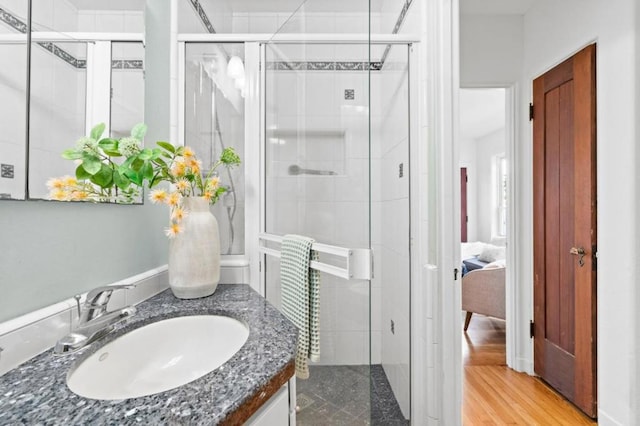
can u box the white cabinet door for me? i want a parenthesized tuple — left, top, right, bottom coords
(245, 383, 290, 426)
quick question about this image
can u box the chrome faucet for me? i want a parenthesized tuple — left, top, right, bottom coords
(54, 285, 136, 355)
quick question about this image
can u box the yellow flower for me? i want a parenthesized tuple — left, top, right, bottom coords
(50, 188, 68, 201)
(149, 189, 168, 204)
(188, 158, 202, 175)
(209, 176, 220, 190)
(62, 175, 77, 187)
(183, 146, 195, 159)
(202, 190, 213, 202)
(171, 160, 186, 177)
(165, 222, 182, 238)
(171, 207, 188, 222)
(70, 190, 89, 201)
(166, 191, 181, 207)
(175, 178, 190, 193)
(46, 177, 64, 190)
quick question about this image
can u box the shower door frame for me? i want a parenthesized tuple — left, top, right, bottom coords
(177, 33, 421, 422)
(260, 38, 419, 423)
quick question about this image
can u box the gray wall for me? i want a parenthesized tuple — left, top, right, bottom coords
(0, 201, 167, 322)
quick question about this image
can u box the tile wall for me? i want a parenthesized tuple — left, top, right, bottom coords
(0, 11, 27, 199)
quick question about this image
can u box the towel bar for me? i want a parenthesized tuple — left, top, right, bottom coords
(258, 233, 373, 280)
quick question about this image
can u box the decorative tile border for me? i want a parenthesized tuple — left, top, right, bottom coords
(0, 7, 26, 33)
(266, 61, 383, 71)
(185, 0, 412, 73)
(188, 0, 217, 34)
(0, 7, 143, 70)
(379, 0, 414, 67)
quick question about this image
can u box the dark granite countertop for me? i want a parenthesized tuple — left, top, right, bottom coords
(0, 284, 297, 425)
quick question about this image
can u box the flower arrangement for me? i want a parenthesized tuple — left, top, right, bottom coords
(48, 123, 241, 238)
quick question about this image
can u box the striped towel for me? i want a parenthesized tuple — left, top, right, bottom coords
(280, 234, 321, 379)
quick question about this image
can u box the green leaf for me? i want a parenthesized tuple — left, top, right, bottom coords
(75, 164, 91, 180)
(157, 141, 175, 153)
(121, 156, 135, 169)
(131, 123, 147, 140)
(138, 148, 153, 161)
(62, 149, 84, 160)
(131, 158, 145, 172)
(123, 169, 142, 186)
(113, 170, 130, 191)
(98, 138, 118, 151)
(103, 149, 122, 157)
(90, 123, 106, 141)
(90, 164, 114, 188)
(81, 156, 102, 175)
(141, 161, 154, 180)
(153, 157, 168, 168)
(151, 148, 163, 160)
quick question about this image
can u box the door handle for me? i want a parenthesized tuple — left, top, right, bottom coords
(570, 247, 586, 267)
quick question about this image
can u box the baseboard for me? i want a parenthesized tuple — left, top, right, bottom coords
(514, 357, 534, 375)
(0, 266, 169, 376)
(597, 409, 624, 426)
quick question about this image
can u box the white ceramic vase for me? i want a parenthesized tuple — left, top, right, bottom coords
(168, 197, 221, 299)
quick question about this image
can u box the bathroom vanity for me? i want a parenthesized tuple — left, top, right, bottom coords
(0, 285, 297, 425)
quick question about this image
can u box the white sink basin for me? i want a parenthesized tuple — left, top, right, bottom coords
(66, 315, 249, 400)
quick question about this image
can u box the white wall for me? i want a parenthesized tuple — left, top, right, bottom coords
(460, 14, 524, 86)
(461, 3, 640, 423)
(521, 1, 639, 423)
(475, 128, 505, 242)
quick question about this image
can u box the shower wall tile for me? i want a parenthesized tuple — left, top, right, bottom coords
(31, 0, 54, 30)
(333, 331, 366, 365)
(371, 330, 382, 364)
(2, 0, 27, 18)
(248, 14, 278, 33)
(301, 201, 334, 243)
(123, 12, 144, 33)
(333, 281, 369, 332)
(333, 13, 368, 35)
(53, 0, 78, 32)
(304, 74, 337, 116)
(371, 286, 382, 331)
(95, 12, 124, 33)
(231, 14, 249, 33)
(304, 176, 335, 202)
(333, 201, 368, 247)
(0, 142, 25, 198)
(319, 284, 336, 331)
(334, 158, 368, 202)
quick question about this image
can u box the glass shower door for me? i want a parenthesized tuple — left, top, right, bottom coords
(262, 40, 412, 424)
(263, 41, 374, 424)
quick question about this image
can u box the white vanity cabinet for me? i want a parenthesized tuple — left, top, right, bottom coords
(245, 379, 296, 426)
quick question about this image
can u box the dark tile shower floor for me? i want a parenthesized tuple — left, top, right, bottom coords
(296, 365, 409, 425)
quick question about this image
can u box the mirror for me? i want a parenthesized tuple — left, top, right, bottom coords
(0, 1, 29, 200)
(28, 0, 145, 201)
(0, 0, 145, 201)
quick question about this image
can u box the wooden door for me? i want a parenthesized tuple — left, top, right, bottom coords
(461, 167, 468, 242)
(533, 44, 597, 418)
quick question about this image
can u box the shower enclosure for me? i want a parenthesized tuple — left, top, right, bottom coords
(178, 1, 413, 423)
(262, 39, 412, 423)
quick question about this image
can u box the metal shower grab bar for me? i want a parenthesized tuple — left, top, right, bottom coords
(258, 233, 373, 280)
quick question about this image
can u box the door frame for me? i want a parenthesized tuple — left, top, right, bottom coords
(459, 84, 519, 371)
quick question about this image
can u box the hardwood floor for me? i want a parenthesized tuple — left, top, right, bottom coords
(463, 315, 597, 425)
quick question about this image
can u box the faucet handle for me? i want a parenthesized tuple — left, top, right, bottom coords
(86, 284, 136, 307)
